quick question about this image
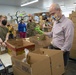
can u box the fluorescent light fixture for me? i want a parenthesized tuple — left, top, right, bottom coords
(60, 5, 65, 8)
(74, 2, 76, 5)
(21, 0, 38, 7)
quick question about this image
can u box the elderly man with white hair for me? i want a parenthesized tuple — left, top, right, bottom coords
(44, 3, 74, 67)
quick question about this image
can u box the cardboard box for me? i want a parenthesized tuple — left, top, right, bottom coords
(29, 34, 51, 49)
(70, 43, 76, 56)
(69, 14, 72, 19)
(13, 66, 25, 75)
(72, 40, 76, 46)
(70, 43, 76, 50)
(70, 27, 76, 59)
(33, 48, 64, 75)
(6, 38, 35, 56)
(72, 12, 76, 17)
(70, 49, 76, 59)
(0, 46, 7, 55)
(11, 53, 51, 75)
(71, 17, 76, 23)
(73, 23, 76, 25)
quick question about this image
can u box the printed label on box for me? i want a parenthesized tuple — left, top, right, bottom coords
(1, 46, 6, 51)
(22, 65, 31, 74)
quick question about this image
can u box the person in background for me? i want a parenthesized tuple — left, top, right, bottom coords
(44, 3, 74, 67)
(18, 19, 26, 38)
(0, 15, 2, 26)
(0, 15, 7, 26)
(43, 18, 52, 32)
(27, 16, 37, 37)
(6, 23, 14, 39)
(34, 15, 40, 24)
(0, 19, 9, 47)
(1, 15, 7, 20)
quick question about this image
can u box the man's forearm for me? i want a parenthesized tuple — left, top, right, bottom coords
(43, 32, 53, 38)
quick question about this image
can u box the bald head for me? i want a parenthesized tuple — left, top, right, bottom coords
(49, 3, 61, 13)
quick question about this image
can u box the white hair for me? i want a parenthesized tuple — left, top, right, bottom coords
(54, 3, 61, 10)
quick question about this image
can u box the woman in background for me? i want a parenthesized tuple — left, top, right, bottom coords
(7, 23, 14, 39)
(18, 19, 26, 38)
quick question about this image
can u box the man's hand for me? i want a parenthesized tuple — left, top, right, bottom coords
(61, 50, 66, 54)
(43, 32, 48, 35)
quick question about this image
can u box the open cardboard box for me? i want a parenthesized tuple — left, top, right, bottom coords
(13, 66, 26, 75)
(12, 52, 51, 75)
(6, 38, 35, 56)
(33, 48, 65, 75)
(29, 34, 51, 49)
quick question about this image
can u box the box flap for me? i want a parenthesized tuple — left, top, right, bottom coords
(31, 56, 51, 75)
(6, 39, 35, 49)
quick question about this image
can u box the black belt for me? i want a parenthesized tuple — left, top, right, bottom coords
(50, 44, 61, 50)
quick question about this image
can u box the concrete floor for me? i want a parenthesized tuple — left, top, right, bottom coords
(64, 60, 76, 75)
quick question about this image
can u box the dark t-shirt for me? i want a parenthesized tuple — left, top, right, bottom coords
(0, 26, 8, 42)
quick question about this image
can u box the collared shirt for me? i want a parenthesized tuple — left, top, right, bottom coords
(46, 15, 74, 51)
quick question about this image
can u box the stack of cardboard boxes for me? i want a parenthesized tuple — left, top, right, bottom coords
(69, 11, 76, 59)
(12, 48, 64, 75)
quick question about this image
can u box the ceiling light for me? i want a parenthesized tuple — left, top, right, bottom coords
(74, 2, 76, 4)
(60, 5, 65, 8)
(21, 0, 39, 7)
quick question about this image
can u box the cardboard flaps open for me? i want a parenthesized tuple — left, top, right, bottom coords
(12, 52, 50, 66)
(12, 52, 51, 75)
(6, 39, 35, 49)
(32, 48, 65, 75)
(33, 48, 63, 56)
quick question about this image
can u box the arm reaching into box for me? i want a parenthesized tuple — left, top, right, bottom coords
(43, 31, 53, 38)
(0, 38, 3, 45)
(2, 33, 9, 47)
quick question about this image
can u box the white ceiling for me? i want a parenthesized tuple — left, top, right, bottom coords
(0, 0, 76, 11)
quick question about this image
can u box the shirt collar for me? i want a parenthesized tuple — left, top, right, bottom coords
(56, 15, 65, 24)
